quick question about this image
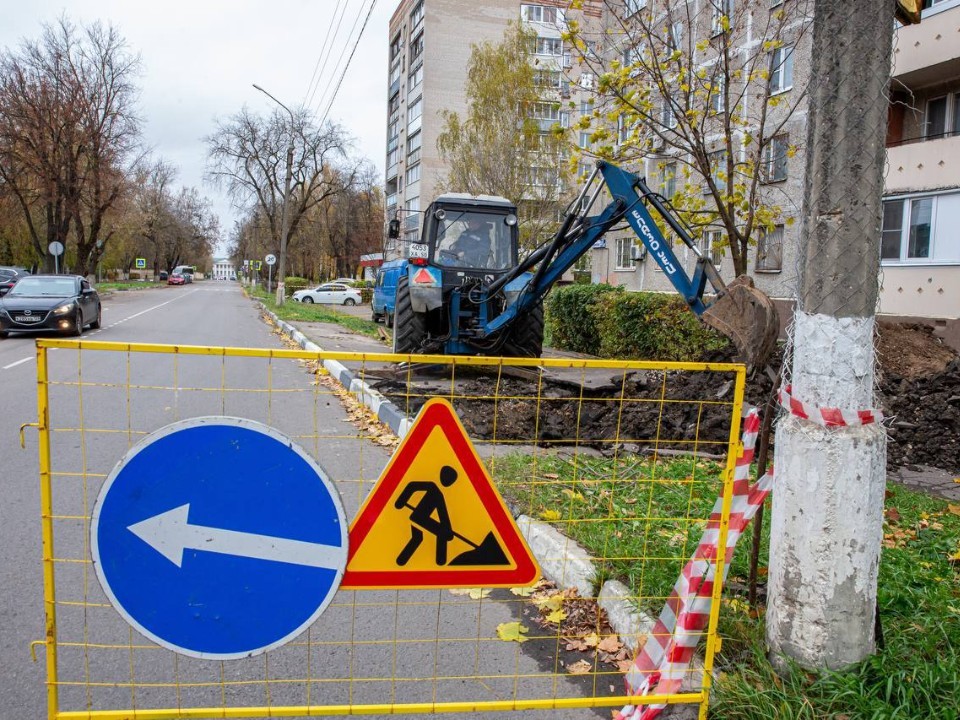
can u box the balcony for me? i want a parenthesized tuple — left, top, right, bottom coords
(886, 133, 960, 192)
(892, 3, 960, 85)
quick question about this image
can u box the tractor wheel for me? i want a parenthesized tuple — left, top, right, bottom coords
(500, 301, 544, 358)
(392, 276, 426, 354)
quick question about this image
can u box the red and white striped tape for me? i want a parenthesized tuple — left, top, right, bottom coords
(616, 409, 773, 720)
(779, 385, 883, 427)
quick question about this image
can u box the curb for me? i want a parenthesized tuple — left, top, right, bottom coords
(261, 303, 658, 650)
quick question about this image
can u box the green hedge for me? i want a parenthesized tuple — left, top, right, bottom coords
(546, 284, 729, 361)
(546, 283, 620, 354)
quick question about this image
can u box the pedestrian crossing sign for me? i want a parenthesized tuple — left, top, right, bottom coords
(341, 398, 539, 589)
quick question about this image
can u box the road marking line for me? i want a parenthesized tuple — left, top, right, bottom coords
(2, 356, 33, 370)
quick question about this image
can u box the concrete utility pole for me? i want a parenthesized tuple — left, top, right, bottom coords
(766, 0, 891, 669)
(252, 83, 295, 306)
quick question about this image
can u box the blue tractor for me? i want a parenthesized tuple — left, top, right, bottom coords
(387, 161, 779, 368)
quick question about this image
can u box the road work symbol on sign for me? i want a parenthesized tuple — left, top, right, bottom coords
(90, 417, 348, 660)
(341, 398, 538, 589)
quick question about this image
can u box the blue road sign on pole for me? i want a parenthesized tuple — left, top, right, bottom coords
(91, 417, 348, 660)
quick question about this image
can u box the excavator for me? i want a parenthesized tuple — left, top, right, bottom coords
(386, 160, 779, 369)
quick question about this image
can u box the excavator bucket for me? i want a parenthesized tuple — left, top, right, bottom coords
(702, 275, 780, 369)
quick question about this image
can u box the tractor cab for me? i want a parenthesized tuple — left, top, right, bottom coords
(424, 194, 518, 277)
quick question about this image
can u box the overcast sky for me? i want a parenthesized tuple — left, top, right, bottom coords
(0, 0, 394, 252)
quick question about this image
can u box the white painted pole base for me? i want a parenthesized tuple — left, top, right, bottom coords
(767, 311, 887, 669)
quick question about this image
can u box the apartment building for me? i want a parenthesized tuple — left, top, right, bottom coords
(883, 0, 960, 346)
(586, 0, 814, 305)
(384, 0, 602, 258)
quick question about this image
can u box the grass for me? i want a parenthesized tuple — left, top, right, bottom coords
(96, 280, 163, 291)
(247, 284, 385, 341)
(490, 452, 960, 720)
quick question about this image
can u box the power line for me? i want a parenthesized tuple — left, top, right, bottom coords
(311, 0, 372, 120)
(301, 0, 347, 110)
(318, 0, 378, 126)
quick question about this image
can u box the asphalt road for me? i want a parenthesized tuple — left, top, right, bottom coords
(0, 283, 601, 720)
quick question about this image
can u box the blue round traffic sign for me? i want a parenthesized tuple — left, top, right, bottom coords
(91, 417, 348, 660)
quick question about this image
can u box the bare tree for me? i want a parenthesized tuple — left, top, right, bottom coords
(205, 106, 359, 276)
(570, 0, 812, 276)
(0, 16, 141, 274)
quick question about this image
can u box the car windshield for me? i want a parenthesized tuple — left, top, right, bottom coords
(8, 277, 76, 297)
(434, 211, 514, 270)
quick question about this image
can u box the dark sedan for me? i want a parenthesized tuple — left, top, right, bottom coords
(0, 275, 101, 338)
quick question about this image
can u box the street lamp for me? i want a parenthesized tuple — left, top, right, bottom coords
(252, 83, 295, 306)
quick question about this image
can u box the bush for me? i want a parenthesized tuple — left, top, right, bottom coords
(546, 284, 619, 354)
(547, 284, 729, 361)
(284, 276, 311, 295)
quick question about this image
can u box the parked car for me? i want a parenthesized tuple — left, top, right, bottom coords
(158, 271, 168, 281)
(0, 266, 30, 296)
(182, 272, 193, 284)
(331, 277, 359, 285)
(0, 275, 101, 338)
(168, 273, 185, 286)
(291, 283, 362, 305)
(371, 259, 407, 324)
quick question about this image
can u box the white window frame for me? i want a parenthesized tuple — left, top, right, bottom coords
(533, 36, 563, 56)
(661, 161, 677, 199)
(579, 71, 595, 90)
(522, 4, 559, 24)
(624, 0, 646, 17)
(769, 46, 794, 95)
(707, 150, 727, 193)
(615, 237, 637, 270)
(756, 224, 784, 272)
(711, 0, 734, 36)
(704, 230, 724, 270)
(879, 192, 960, 265)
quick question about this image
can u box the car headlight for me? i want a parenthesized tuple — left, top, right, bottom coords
(53, 302, 76, 315)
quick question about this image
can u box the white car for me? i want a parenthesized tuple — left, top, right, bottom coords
(292, 283, 362, 306)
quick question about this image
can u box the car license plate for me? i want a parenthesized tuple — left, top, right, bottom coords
(15, 315, 41, 323)
(409, 243, 429, 259)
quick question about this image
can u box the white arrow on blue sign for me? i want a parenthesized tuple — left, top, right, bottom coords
(91, 417, 348, 660)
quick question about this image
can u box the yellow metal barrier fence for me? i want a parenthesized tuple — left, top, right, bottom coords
(34, 339, 745, 719)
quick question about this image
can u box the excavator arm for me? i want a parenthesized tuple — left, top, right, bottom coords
(482, 160, 779, 368)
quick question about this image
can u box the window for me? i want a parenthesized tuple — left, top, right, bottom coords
(624, 0, 646, 16)
(616, 238, 637, 270)
(704, 230, 724, 269)
(769, 46, 794, 94)
(407, 96, 423, 128)
(708, 150, 727, 192)
(709, 74, 725, 114)
(409, 0, 424, 28)
(408, 63, 423, 93)
(579, 72, 595, 90)
(407, 130, 421, 165)
(660, 162, 677, 199)
(879, 194, 960, 263)
(667, 22, 683, 52)
(406, 163, 421, 185)
(756, 225, 783, 272)
(762, 134, 789, 183)
(711, 0, 734, 36)
(925, 96, 948, 138)
(534, 69, 562, 88)
(522, 4, 558, 23)
(579, 131, 592, 149)
(580, 100, 593, 114)
(662, 100, 677, 129)
(410, 30, 424, 61)
(389, 33, 402, 61)
(532, 37, 563, 56)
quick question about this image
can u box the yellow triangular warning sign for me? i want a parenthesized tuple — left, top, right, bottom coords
(341, 398, 539, 589)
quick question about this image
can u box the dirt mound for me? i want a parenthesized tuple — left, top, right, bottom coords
(373, 322, 960, 474)
(877, 322, 955, 379)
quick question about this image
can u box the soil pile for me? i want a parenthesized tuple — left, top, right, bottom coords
(374, 322, 960, 474)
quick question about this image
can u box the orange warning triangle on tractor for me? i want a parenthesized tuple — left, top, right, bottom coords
(341, 398, 539, 590)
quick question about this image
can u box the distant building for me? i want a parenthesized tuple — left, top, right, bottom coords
(384, 0, 603, 258)
(883, 0, 960, 347)
(212, 258, 235, 280)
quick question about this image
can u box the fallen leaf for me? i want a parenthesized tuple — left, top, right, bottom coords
(561, 488, 585, 501)
(947, 504, 960, 517)
(541, 509, 562, 521)
(534, 593, 565, 612)
(449, 588, 489, 599)
(616, 659, 634, 673)
(496, 622, 529, 643)
(546, 608, 567, 624)
(543, 473, 560, 479)
(885, 507, 901, 523)
(581, 632, 601, 649)
(598, 636, 623, 653)
(565, 638, 589, 652)
(567, 659, 593, 675)
(510, 586, 536, 597)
